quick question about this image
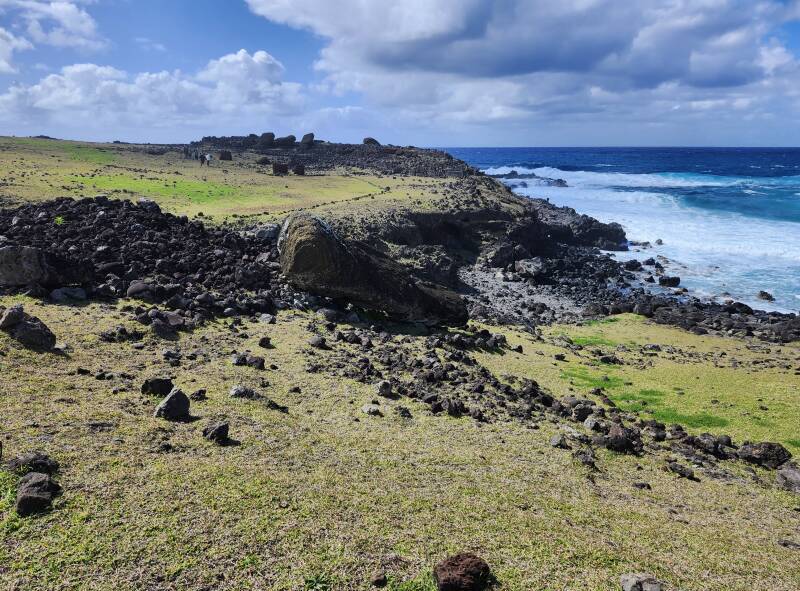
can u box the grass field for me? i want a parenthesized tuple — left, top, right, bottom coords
(0, 136, 447, 221)
(0, 298, 798, 591)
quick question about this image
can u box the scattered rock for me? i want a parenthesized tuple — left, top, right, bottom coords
(230, 385, 259, 399)
(0, 306, 56, 351)
(308, 335, 328, 349)
(737, 441, 791, 469)
(141, 377, 174, 397)
(757, 290, 775, 301)
(777, 462, 800, 493)
(7, 452, 59, 475)
(0, 245, 89, 287)
(370, 570, 388, 587)
(361, 404, 382, 417)
(658, 276, 681, 288)
(202, 421, 229, 444)
(15, 472, 62, 517)
(153, 388, 191, 421)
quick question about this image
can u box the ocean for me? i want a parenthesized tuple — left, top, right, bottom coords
(445, 147, 800, 314)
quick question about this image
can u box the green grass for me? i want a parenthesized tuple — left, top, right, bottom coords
(570, 335, 618, 347)
(62, 144, 117, 165)
(71, 173, 236, 204)
(561, 367, 624, 390)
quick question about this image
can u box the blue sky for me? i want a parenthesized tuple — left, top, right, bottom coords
(2, 0, 800, 146)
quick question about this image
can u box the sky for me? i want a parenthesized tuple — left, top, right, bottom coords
(1, 0, 800, 146)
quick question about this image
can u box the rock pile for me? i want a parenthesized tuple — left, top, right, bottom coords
(0, 196, 280, 319)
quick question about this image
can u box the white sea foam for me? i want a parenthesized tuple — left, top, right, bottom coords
(493, 166, 800, 313)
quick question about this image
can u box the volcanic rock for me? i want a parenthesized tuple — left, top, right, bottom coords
(737, 441, 791, 469)
(153, 388, 191, 421)
(278, 213, 467, 325)
(141, 377, 174, 397)
(7, 452, 59, 475)
(15, 472, 62, 517)
(0, 245, 90, 287)
(363, 137, 380, 146)
(203, 421, 229, 444)
(776, 462, 800, 493)
(0, 306, 56, 351)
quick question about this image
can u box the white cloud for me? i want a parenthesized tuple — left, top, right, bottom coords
(0, 49, 305, 140)
(0, 26, 33, 73)
(17, 0, 106, 50)
(245, 0, 800, 144)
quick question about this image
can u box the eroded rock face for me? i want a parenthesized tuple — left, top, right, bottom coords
(432, 553, 492, 591)
(278, 213, 467, 326)
(0, 246, 90, 288)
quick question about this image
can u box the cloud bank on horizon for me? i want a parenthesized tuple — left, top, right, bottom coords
(1, 0, 800, 145)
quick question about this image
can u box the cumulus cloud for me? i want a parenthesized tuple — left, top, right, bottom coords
(0, 49, 305, 140)
(246, 0, 800, 144)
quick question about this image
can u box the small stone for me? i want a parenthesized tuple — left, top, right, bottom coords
(620, 573, 663, 591)
(361, 404, 382, 417)
(370, 570, 388, 588)
(550, 434, 570, 449)
(230, 385, 259, 399)
(202, 422, 229, 444)
(376, 380, 393, 398)
(308, 335, 328, 349)
(15, 472, 62, 517)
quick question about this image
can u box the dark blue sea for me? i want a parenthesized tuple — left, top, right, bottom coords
(444, 147, 800, 313)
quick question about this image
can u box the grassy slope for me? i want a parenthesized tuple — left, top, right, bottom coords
(1, 137, 799, 590)
(0, 136, 448, 221)
(0, 299, 798, 591)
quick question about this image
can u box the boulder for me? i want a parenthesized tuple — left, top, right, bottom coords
(278, 214, 467, 325)
(0, 246, 90, 288)
(273, 162, 289, 175)
(153, 388, 190, 421)
(0, 306, 56, 351)
(300, 133, 314, 146)
(363, 137, 381, 146)
(658, 276, 681, 287)
(16, 472, 61, 516)
(737, 441, 791, 469)
(432, 553, 492, 591)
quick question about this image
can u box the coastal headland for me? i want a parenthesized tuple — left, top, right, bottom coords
(1, 135, 798, 591)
